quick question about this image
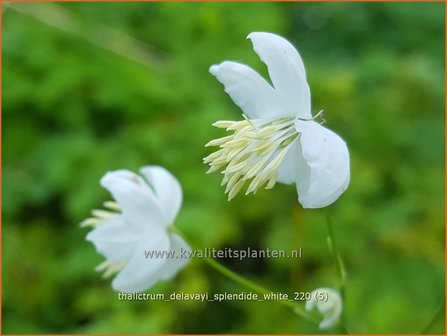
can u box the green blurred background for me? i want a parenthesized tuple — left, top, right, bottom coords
(2, 2, 445, 334)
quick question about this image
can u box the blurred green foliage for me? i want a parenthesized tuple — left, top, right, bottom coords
(2, 2, 445, 334)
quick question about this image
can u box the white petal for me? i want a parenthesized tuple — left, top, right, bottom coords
(140, 166, 182, 225)
(209, 61, 289, 120)
(112, 228, 170, 293)
(86, 217, 139, 262)
(305, 287, 343, 330)
(277, 140, 309, 185)
(248, 32, 311, 119)
(319, 304, 342, 330)
(158, 233, 191, 281)
(100, 170, 165, 230)
(294, 120, 350, 208)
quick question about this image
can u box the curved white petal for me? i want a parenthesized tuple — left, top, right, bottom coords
(277, 140, 309, 185)
(158, 233, 191, 281)
(140, 166, 182, 225)
(305, 287, 343, 330)
(100, 170, 165, 230)
(294, 120, 350, 208)
(248, 32, 311, 119)
(112, 228, 170, 293)
(86, 217, 139, 262)
(209, 61, 289, 120)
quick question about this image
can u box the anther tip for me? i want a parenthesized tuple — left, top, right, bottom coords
(227, 195, 235, 201)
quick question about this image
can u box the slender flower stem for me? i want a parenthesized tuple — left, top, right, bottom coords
(325, 209, 347, 290)
(203, 257, 319, 323)
(421, 297, 445, 334)
(170, 226, 319, 325)
(325, 208, 350, 334)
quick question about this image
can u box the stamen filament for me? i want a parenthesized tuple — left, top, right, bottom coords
(95, 260, 126, 278)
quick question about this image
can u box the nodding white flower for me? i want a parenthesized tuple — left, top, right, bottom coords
(81, 166, 191, 293)
(204, 32, 350, 208)
(305, 287, 343, 330)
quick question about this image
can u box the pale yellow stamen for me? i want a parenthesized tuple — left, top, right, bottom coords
(92, 209, 116, 219)
(228, 179, 246, 201)
(227, 120, 250, 131)
(212, 120, 235, 128)
(103, 201, 121, 211)
(95, 260, 126, 278)
(265, 172, 278, 190)
(80, 201, 120, 228)
(205, 135, 233, 147)
(80, 218, 102, 228)
(95, 260, 113, 272)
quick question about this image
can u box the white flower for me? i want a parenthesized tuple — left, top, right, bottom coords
(81, 166, 191, 293)
(305, 287, 343, 330)
(204, 32, 350, 208)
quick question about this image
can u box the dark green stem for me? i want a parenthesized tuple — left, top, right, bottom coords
(325, 208, 350, 334)
(421, 297, 445, 334)
(325, 209, 347, 290)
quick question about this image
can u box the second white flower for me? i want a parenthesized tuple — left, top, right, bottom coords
(82, 166, 191, 293)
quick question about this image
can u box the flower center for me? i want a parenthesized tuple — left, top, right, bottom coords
(203, 116, 299, 200)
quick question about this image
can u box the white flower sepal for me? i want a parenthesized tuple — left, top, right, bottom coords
(305, 287, 343, 330)
(82, 166, 191, 293)
(205, 32, 350, 208)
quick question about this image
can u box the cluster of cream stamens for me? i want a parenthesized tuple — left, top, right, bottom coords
(80, 201, 121, 228)
(95, 260, 127, 279)
(203, 116, 299, 200)
(80, 201, 126, 277)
